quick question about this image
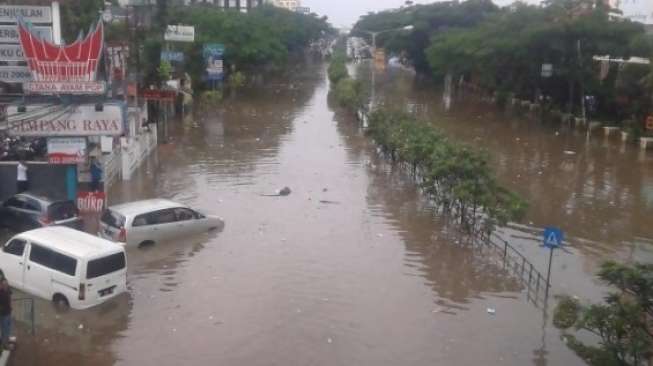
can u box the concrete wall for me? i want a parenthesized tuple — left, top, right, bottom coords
(0, 162, 70, 202)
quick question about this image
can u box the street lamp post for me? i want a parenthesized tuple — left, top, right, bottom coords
(357, 25, 414, 113)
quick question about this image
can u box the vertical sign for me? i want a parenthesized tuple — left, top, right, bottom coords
(203, 44, 225, 81)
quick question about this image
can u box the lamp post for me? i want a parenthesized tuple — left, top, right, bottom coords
(357, 25, 414, 112)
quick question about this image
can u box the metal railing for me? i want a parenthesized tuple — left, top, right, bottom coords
(11, 297, 35, 336)
(476, 232, 551, 308)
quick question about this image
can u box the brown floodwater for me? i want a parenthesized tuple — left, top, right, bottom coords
(10, 60, 653, 366)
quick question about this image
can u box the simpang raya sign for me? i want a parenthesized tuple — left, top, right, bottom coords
(7, 104, 125, 137)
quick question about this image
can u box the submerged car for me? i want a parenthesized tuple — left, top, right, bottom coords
(99, 199, 223, 246)
(0, 226, 127, 309)
(0, 193, 83, 232)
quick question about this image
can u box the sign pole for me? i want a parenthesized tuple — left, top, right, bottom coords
(51, 1, 62, 45)
(545, 247, 554, 299)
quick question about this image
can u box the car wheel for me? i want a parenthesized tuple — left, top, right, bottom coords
(53, 294, 70, 311)
(138, 240, 155, 248)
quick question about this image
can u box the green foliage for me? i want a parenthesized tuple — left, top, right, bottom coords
(158, 60, 172, 82)
(333, 78, 365, 111)
(355, 0, 653, 120)
(59, 0, 104, 42)
(199, 90, 224, 105)
(366, 110, 527, 232)
(228, 71, 246, 89)
(328, 54, 349, 84)
(554, 262, 653, 366)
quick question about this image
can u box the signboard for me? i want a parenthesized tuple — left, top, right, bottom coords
(0, 66, 31, 83)
(543, 227, 564, 248)
(0, 5, 52, 24)
(77, 191, 106, 213)
(17, 20, 104, 93)
(47, 137, 87, 164)
(0, 44, 26, 62)
(164, 25, 195, 42)
(7, 104, 125, 137)
(161, 51, 184, 63)
(0, 25, 51, 44)
(24, 81, 106, 95)
(541, 63, 553, 78)
(140, 89, 176, 102)
(203, 44, 225, 81)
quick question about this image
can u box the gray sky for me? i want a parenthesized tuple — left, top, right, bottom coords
(303, 0, 653, 28)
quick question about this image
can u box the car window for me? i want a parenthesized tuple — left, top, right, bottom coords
(4, 197, 23, 209)
(3, 239, 25, 257)
(29, 244, 53, 267)
(132, 214, 149, 227)
(148, 209, 176, 225)
(101, 209, 126, 229)
(175, 208, 196, 221)
(23, 198, 41, 212)
(29, 244, 76, 276)
(87, 252, 126, 279)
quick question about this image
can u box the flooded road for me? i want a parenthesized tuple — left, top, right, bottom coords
(11, 61, 653, 365)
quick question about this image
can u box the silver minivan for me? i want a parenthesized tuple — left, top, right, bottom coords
(98, 199, 223, 246)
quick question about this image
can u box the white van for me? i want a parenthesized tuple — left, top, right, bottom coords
(0, 226, 127, 310)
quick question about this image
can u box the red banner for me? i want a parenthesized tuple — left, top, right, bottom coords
(77, 191, 106, 213)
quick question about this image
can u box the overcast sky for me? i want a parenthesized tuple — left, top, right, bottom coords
(302, 0, 652, 28)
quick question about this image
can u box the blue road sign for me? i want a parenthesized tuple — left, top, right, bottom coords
(543, 227, 564, 248)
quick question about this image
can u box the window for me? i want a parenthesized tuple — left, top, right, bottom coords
(132, 214, 149, 227)
(3, 239, 25, 256)
(4, 198, 23, 209)
(23, 198, 41, 212)
(148, 209, 176, 225)
(29, 245, 77, 276)
(48, 202, 78, 221)
(52, 252, 77, 276)
(175, 208, 196, 221)
(87, 252, 126, 279)
(29, 244, 52, 267)
(101, 210, 125, 229)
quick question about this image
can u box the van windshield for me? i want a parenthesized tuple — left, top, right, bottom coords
(100, 210, 125, 229)
(87, 252, 126, 279)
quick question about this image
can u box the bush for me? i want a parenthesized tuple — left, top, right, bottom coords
(333, 78, 364, 111)
(366, 110, 527, 232)
(328, 54, 348, 84)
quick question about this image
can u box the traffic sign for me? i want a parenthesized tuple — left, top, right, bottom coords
(543, 227, 563, 248)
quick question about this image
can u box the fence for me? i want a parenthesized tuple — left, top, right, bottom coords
(476, 232, 551, 308)
(12, 297, 35, 336)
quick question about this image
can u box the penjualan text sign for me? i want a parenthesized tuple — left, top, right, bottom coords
(0, 5, 52, 24)
(7, 104, 125, 137)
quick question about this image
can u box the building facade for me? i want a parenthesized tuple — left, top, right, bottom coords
(184, 0, 264, 10)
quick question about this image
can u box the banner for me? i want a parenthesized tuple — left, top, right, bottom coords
(77, 191, 106, 213)
(7, 104, 125, 137)
(47, 137, 87, 164)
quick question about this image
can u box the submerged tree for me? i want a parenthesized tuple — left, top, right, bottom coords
(554, 261, 653, 366)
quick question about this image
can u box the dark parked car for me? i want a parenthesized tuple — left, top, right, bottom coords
(0, 193, 83, 232)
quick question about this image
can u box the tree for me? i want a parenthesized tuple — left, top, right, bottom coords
(554, 261, 653, 366)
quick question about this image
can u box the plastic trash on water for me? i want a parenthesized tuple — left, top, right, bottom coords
(487, 308, 496, 315)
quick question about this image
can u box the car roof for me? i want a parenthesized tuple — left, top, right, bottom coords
(16, 227, 124, 258)
(108, 199, 185, 216)
(14, 193, 71, 205)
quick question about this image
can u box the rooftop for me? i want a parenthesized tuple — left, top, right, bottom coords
(18, 226, 123, 258)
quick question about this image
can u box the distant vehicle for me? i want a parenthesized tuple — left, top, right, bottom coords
(0, 226, 127, 309)
(0, 193, 83, 232)
(99, 199, 223, 247)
